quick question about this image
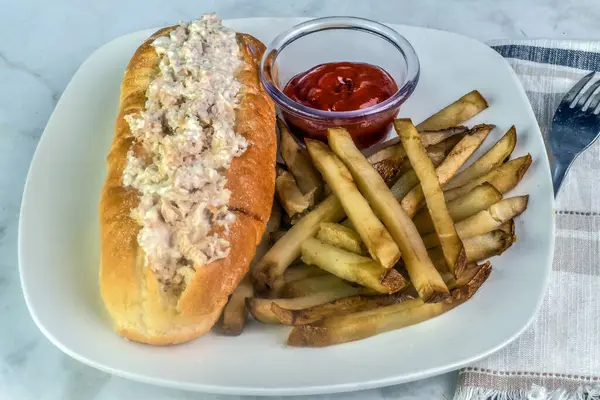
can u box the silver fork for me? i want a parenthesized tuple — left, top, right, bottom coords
(550, 71, 600, 197)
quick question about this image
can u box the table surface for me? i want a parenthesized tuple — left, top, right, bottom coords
(3, 0, 600, 399)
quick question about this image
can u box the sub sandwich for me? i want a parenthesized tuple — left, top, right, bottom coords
(99, 14, 276, 344)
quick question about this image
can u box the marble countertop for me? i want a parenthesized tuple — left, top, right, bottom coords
(3, 0, 600, 399)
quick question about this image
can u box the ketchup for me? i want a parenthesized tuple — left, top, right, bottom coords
(282, 62, 399, 148)
(284, 62, 398, 112)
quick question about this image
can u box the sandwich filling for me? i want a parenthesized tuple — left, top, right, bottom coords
(122, 14, 246, 293)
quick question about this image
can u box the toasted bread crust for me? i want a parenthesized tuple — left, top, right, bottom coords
(99, 27, 275, 345)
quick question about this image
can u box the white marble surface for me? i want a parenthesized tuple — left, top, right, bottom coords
(3, 0, 600, 399)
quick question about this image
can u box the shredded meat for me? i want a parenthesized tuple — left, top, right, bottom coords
(122, 14, 246, 291)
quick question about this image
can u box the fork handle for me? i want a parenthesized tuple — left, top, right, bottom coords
(552, 160, 570, 198)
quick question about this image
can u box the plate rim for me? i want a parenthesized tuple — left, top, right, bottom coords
(18, 17, 555, 396)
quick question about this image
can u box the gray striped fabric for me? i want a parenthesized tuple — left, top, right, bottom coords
(455, 40, 600, 400)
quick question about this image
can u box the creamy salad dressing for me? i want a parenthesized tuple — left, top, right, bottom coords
(122, 14, 246, 292)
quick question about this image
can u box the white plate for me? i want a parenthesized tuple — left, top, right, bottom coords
(19, 18, 555, 396)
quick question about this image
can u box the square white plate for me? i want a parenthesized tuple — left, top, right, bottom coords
(19, 18, 555, 396)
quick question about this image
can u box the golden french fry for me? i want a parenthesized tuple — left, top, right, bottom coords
(498, 220, 516, 236)
(390, 169, 422, 207)
(306, 139, 400, 269)
(287, 298, 424, 346)
(276, 171, 311, 217)
(218, 275, 254, 336)
(266, 199, 282, 234)
(339, 218, 354, 230)
(445, 126, 517, 190)
(367, 126, 469, 164)
(390, 142, 455, 200)
(386, 135, 464, 198)
(247, 286, 361, 324)
(455, 196, 528, 239)
(287, 262, 491, 347)
(416, 90, 489, 131)
(420, 126, 471, 146)
(252, 194, 345, 292)
(443, 261, 491, 292)
(278, 118, 323, 201)
(368, 127, 468, 188)
(422, 196, 529, 248)
(276, 165, 287, 177)
(444, 154, 532, 202)
(281, 263, 328, 284)
(462, 229, 515, 261)
(269, 230, 287, 244)
(399, 124, 494, 217)
(396, 119, 468, 277)
(271, 292, 413, 325)
(366, 143, 407, 166)
(301, 238, 407, 294)
(413, 183, 503, 234)
(429, 229, 513, 267)
(327, 127, 449, 302)
(317, 222, 366, 255)
(282, 274, 354, 298)
(371, 158, 407, 186)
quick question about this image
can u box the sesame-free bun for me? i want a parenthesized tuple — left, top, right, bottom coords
(99, 27, 276, 345)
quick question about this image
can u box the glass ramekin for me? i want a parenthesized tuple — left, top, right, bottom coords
(260, 16, 420, 149)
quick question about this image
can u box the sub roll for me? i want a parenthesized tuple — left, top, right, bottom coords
(99, 14, 276, 344)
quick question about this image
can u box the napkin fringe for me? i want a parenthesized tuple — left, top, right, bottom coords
(454, 384, 600, 400)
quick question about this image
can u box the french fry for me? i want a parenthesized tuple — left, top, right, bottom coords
(317, 222, 366, 255)
(282, 274, 354, 298)
(266, 199, 282, 234)
(462, 229, 515, 261)
(276, 171, 311, 217)
(269, 230, 287, 244)
(287, 298, 424, 345)
(455, 196, 528, 239)
(272, 292, 413, 325)
(327, 128, 449, 302)
(498, 220, 516, 236)
(368, 127, 468, 187)
(247, 286, 361, 324)
(287, 262, 491, 347)
(366, 126, 469, 165)
(281, 263, 328, 284)
(444, 154, 532, 202)
(396, 119, 468, 277)
(416, 90, 489, 131)
(306, 139, 400, 269)
(422, 196, 529, 248)
(371, 158, 406, 186)
(367, 89, 487, 171)
(444, 126, 517, 190)
(390, 171, 422, 204)
(442, 262, 491, 291)
(413, 183, 503, 234)
(420, 126, 471, 146)
(399, 124, 494, 217)
(367, 145, 407, 168)
(429, 229, 513, 268)
(276, 164, 287, 177)
(278, 118, 323, 202)
(301, 238, 407, 294)
(340, 218, 354, 230)
(252, 194, 346, 292)
(390, 137, 461, 200)
(218, 275, 254, 336)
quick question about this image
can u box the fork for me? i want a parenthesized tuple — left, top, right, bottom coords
(550, 71, 600, 197)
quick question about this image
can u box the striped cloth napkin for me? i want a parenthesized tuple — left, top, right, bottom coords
(454, 40, 600, 400)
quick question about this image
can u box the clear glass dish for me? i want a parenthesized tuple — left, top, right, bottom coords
(260, 16, 420, 149)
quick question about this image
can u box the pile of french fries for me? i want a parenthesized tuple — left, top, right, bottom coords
(217, 90, 531, 347)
